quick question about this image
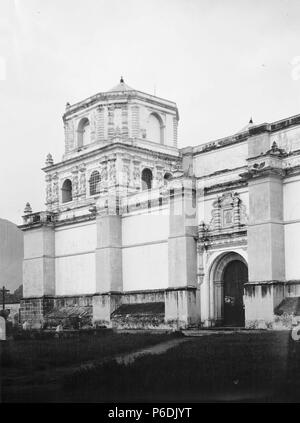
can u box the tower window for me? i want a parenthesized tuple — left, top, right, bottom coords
(62, 179, 73, 203)
(77, 117, 91, 147)
(141, 168, 153, 190)
(164, 172, 172, 185)
(89, 171, 101, 196)
(147, 113, 164, 144)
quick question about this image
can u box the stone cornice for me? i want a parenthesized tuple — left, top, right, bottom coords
(189, 132, 248, 156)
(63, 90, 178, 120)
(203, 231, 247, 251)
(206, 228, 247, 240)
(196, 165, 247, 181)
(245, 280, 286, 286)
(184, 112, 300, 156)
(43, 141, 180, 173)
(240, 166, 285, 181)
(203, 179, 248, 195)
(285, 164, 300, 178)
(19, 211, 97, 230)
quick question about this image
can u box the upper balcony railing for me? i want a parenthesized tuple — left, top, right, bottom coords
(22, 211, 56, 226)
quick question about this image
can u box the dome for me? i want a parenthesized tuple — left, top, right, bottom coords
(235, 118, 254, 134)
(109, 77, 134, 92)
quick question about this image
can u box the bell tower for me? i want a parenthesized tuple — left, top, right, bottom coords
(20, 79, 184, 328)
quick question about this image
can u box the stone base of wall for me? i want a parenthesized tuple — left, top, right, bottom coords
(244, 281, 285, 330)
(20, 286, 200, 330)
(111, 302, 166, 329)
(20, 297, 55, 328)
(44, 295, 93, 329)
(20, 295, 93, 329)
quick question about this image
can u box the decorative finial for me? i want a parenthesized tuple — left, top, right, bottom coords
(120, 76, 124, 83)
(249, 117, 253, 124)
(45, 153, 54, 166)
(24, 202, 32, 215)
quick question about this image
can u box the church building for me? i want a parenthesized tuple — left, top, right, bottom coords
(20, 78, 300, 329)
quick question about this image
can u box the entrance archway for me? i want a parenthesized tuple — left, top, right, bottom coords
(210, 252, 248, 327)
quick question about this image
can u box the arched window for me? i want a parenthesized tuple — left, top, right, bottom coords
(89, 171, 101, 196)
(77, 117, 90, 147)
(62, 179, 72, 203)
(141, 168, 153, 190)
(164, 172, 172, 185)
(147, 113, 164, 144)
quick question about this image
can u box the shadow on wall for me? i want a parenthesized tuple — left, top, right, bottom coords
(0, 218, 24, 292)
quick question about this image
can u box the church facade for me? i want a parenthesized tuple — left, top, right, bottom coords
(20, 79, 300, 329)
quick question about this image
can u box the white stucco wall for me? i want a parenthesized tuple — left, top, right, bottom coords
(55, 222, 96, 295)
(123, 242, 168, 291)
(55, 253, 95, 295)
(55, 222, 96, 256)
(122, 210, 169, 291)
(271, 125, 300, 153)
(283, 177, 300, 221)
(193, 142, 248, 178)
(122, 211, 169, 245)
(284, 177, 300, 280)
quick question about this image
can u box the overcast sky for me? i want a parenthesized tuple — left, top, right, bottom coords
(1, 0, 300, 224)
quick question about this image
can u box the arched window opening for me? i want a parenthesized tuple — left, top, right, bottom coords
(141, 168, 153, 191)
(147, 113, 164, 144)
(89, 171, 101, 196)
(62, 179, 72, 203)
(164, 172, 172, 185)
(77, 118, 91, 148)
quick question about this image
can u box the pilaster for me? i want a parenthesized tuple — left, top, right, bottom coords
(168, 177, 197, 288)
(243, 137, 287, 327)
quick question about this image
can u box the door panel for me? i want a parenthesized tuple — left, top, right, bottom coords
(223, 260, 248, 326)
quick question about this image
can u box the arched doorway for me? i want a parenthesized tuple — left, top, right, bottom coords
(210, 252, 248, 327)
(223, 260, 247, 326)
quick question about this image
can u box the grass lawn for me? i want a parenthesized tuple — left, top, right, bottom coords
(0, 330, 175, 403)
(64, 331, 299, 403)
(2, 330, 300, 403)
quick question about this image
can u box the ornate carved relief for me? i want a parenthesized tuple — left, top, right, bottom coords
(155, 165, 164, 188)
(133, 160, 140, 188)
(79, 165, 86, 197)
(100, 159, 108, 183)
(45, 174, 52, 209)
(52, 173, 59, 204)
(71, 167, 79, 198)
(210, 192, 247, 230)
(122, 158, 131, 187)
(108, 157, 117, 186)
